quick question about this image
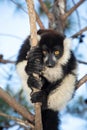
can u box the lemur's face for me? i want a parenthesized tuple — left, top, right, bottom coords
(38, 32, 64, 68)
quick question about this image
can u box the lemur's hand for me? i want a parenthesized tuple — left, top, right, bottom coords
(25, 47, 43, 75)
(27, 74, 43, 89)
(30, 90, 47, 109)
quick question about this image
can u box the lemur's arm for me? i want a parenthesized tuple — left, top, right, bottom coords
(25, 47, 43, 75)
(25, 47, 44, 89)
(25, 47, 48, 109)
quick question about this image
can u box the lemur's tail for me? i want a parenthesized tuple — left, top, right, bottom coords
(42, 109, 59, 130)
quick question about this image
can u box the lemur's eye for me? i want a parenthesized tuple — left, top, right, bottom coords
(54, 51, 60, 55)
(43, 50, 47, 55)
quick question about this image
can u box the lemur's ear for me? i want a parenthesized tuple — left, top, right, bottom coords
(37, 29, 44, 42)
(37, 29, 52, 35)
(37, 29, 66, 42)
(37, 34, 41, 41)
(63, 38, 71, 50)
(37, 29, 62, 35)
(37, 29, 49, 42)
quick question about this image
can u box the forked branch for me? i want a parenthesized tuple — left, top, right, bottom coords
(0, 87, 34, 124)
(0, 112, 34, 128)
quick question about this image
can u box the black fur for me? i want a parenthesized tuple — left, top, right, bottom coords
(25, 47, 43, 75)
(62, 51, 77, 76)
(42, 109, 59, 130)
(16, 36, 30, 64)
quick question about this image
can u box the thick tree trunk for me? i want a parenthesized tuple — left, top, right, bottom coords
(49, 0, 66, 34)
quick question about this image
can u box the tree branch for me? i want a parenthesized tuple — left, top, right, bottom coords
(78, 60, 87, 65)
(71, 26, 87, 38)
(0, 54, 15, 64)
(0, 59, 15, 64)
(76, 74, 87, 89)
(0, 111, 34, 128)
(35, 11, 45, 29)
(26, 0, 43, 130)
(62, 0, 86, 20)
(26, 0, 37, 46)
(0, 88, 34, 124)
(38, 0, 54, 22)
(10, 0, 44, 29)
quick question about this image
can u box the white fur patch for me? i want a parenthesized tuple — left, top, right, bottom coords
(64, 38, 71, 49)
(16, 61, 33, 106)
(47, 73, 76, 111)
(44, 56, 48, 63)
(37, 34, 41, 41)
(42, 64, 63, 82)
(59, 38, 71, 65)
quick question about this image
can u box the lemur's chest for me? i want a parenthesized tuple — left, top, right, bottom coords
(42, 65, 63, 82)
(47, 74, 76, 111)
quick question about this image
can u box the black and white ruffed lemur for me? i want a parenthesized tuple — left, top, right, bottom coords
(16, 29, 77, 130)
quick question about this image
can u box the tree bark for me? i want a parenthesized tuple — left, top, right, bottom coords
(49, 0, 66, 34)
(26, 0, 43, 130)
(0, 88, 34, 123)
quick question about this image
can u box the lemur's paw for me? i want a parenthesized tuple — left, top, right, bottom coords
(25, 47, 43, 75)
(25, 59, 43, 75)
(31, 91, 42, 103)
(30, 91, 47, 107)
(27, 75, 43, 89)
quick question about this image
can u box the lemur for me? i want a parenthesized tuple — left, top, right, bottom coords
(16, 29, 77, 130)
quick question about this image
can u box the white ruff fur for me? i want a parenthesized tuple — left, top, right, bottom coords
(16, 61, 33, 106)
(47, 73, 76, 111)
(59, 38, 71, 65)
(42, 65, 63, 82)
(37, 34, 41, 41)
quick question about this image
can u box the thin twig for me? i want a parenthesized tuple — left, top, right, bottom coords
(0, 112, 34, 128)
(0, 54, 15, 64)
(0, 59, 15, 64)
(71, 26, 87, 38)
(78, 60, 87, 65)
(76, 74, 87, 89)
(61, 0, 86, 20)
(11, 0, 28, 13)
(38, 0, 54, 21)
(35, 11, 45, 29)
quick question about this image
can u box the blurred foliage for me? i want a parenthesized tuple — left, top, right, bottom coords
(64, 16, 77, 34)
(66, 96, 87, 119)
(0, 85, 33, 129)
